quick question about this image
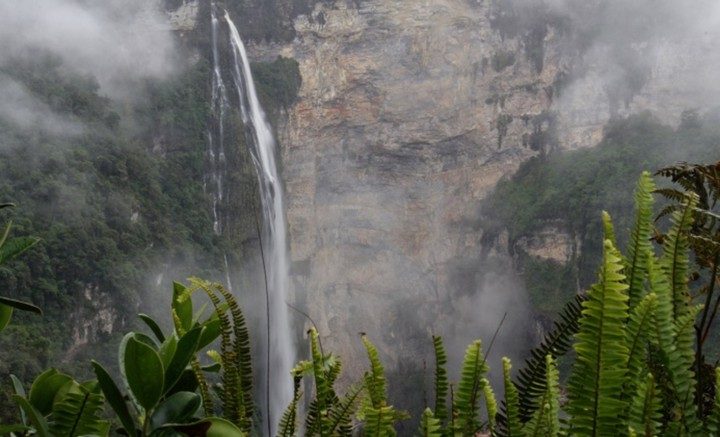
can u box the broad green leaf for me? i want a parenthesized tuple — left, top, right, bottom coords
(150, 392, 202, 431)
(164, 417, 245, 436)
(13, 395, 49, 437)
(139, 313, 166, 343)
(92, 360, 137, 437)
(159, 335, 178, 370)
(165, 327, 202, 390)
(28, 368, 72, 415)
(0, 296, 42, 315)
(0, 303, 11, 331)
(122, 334, 165, 410)
(10, 374, 27, 425)
(197, 315, 222, 349)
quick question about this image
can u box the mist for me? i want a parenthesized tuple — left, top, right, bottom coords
(0, 0, 179, 100)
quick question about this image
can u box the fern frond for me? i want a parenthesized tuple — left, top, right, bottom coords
(418, 408, 442, 437)
(482, 378, 498, 434)
(363, 405, 397, 437)
(49, 387, 106, 437)
(453, 340, 488, 435)
(327, 383, 364, 436)
(524, 355, 560, 437)
(708, 368, 720, 436)
(362, 335, 388, 409)
(432, 335, 449, 428)
(515, 294, 585, 421)
(628, 373, 661, 437)
(213, 283, 253, 430)
(661, 195, 696, 321)
(602, 211, 618, 248)
(625, 172, 655, 310)
(567, 239, 629, 436)
(623, 293, 656, 401)
(277, 375, 302, 437)
(501, 358, 522, 437)
(649, 258, 702, 434)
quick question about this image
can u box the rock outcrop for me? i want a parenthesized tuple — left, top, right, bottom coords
(240, 0, 720, 382)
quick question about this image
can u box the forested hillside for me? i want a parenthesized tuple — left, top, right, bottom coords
(485, 111, 720, 320)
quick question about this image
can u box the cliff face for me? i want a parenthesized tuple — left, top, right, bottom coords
(271, 0, 563, 375)
(242, 0, 720, 377)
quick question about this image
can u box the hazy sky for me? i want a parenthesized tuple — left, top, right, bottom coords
(0, 0, 178, 98)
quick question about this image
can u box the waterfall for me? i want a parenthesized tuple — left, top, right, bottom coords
(208, 5, 229, 236)
(223, 10, 294, 435)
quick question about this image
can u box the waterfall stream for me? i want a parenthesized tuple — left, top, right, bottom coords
(212, 8, 294, 434)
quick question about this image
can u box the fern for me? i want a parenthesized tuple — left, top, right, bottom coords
(277, 375, 302, 437)
(362, 335, 388, 409)
(649, 257, 702, 434)
(628, 373, 661, 437)
(623, 293, 656, 400)
(453, 340, 488, 435)
(661, 195, 696, 321)
(625, 172, 655, 310)
(215, 283, 254, 428)
(524, 355, 560, 437)
(567, 239, 629, 436)
(515, 294, 585, 421)
(327, 383, 363, 436)
(364, 405, 397, 437)
(432, 336, 449, 429)
(501, 358, 522, 437)
(48, 388, 106, 436)
(482, 378, 498, 434)
(708, 368, 720, 436)
(418, 408, 442, 437)
(187, 278, 254, 432)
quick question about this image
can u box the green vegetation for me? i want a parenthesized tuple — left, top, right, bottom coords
(252, 56, 302, 114)
(492, 51, 516, 72)
(2, 171, 720, 435)
(484, 113, 720, 319)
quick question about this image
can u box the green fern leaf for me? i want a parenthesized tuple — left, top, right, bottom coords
(362, 335, 388, 409)
(661, 195, 696, 321)
(364, 405, 397, 437)
(49, 386, 106, 437)
(501, 358, 522, 437)
(567, 239, 629, 436)
(627, 373, 661, 437)
(625, 172, 655, 310)
(327, 383, 364, 436)
(453, 340, 488, 435)
(482, 378, 498, 434)
(277, 375, 302, 437)
(708, 368, 720, 436)
(431, 335, 449, 430)
(524, 355, 560, 437)
(648, 257, 702, 434)
(514, 295, 585, 421)
(418, 408, 442, 437)
(623, 293, 656, 401)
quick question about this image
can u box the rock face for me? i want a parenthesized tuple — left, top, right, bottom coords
(243, 0, 720, 385)
(272, 0, 560, 378)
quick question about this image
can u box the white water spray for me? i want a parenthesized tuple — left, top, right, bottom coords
(224, 10, 294, 434)
(208, 6, 229, 236)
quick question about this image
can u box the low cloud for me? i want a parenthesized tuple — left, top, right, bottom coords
(0, 75, 84, 136)
(0, 0, 180, 99)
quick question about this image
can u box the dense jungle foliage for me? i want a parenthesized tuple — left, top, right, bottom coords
(0, 51, 301, 420)
(2, 171, 720, 436)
